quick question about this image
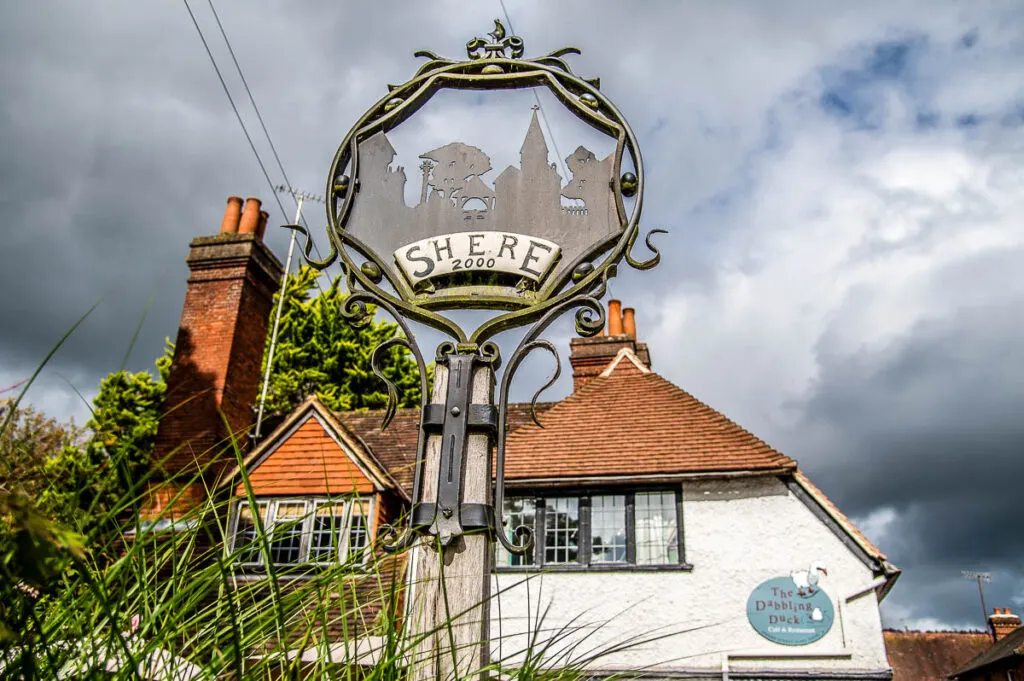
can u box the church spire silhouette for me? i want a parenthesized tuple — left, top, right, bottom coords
(520, 105, 551, 174)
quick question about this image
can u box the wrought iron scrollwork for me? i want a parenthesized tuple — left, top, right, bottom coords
(281, 222, 338, 270)
(337, 289, 434, 553)
(493, 291, 606, 555)
(625, 227, 668, 271)
(466, 19, 524, 61)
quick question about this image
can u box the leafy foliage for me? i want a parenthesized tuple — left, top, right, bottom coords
(0, 400, 88, 641)
(260, 266, 424, 415)
(1, 344, 173, 641)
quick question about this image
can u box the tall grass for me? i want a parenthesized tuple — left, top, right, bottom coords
(2, 436, 695, 680)
(1, 317, 701, 680)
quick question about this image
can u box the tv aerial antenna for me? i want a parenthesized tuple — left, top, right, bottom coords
(961, 570, 992, 634)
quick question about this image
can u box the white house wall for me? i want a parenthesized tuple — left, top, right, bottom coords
(488, 476, 890, 677)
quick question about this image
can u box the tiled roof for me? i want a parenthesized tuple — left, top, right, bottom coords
(502, 351, 796, 481)
(952, 625, 1024, 677)
(338, 402, 553, 496)
(883, 630, 993, 681)
(221, 397, 401, 497)
(239, 416, 375, 496)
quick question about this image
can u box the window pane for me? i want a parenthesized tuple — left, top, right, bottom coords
(544, 498, 578, 565)
(234, 502, 267, 564)
(635, 492, 678, 565)
(346, 498, 370, 562)
(590, 495, 626, 564)
(309, 502, 346, 563)
(496, 497, 536, 567)
(269, 502, 306, 565)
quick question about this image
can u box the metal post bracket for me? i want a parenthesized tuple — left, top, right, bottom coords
(427, 352, 498, 546)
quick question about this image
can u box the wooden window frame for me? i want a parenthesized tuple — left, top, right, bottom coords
(228, 495, 376, 571)
(496, 487, 693, 573)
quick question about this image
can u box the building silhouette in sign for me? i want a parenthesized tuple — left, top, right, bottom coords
(344, 108, 619, 285)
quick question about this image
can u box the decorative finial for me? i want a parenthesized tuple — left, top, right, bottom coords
(466, 19, 524, 60)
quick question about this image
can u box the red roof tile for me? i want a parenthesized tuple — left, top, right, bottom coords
(884, 630, 993, 681)
(237, 416, 374, 496)
(338, 402, 553, 495)
(502, 351, 796, 481)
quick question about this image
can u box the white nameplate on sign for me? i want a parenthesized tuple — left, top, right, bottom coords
(394, 231, 561, 286)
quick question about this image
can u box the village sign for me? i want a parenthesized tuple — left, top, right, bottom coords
(290, 19, 664, 559)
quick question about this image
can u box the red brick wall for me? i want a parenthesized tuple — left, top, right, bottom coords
(152, 233, 282, 501)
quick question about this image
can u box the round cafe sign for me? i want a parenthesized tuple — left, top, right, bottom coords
(746, 576, 834, 646)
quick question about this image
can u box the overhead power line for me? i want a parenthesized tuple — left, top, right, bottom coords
(203, 0, 314, 235)
(181, 0, 327, 294)
(497, 0, 570, 183)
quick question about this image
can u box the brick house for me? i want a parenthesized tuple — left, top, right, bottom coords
(150, 196, 909, 678)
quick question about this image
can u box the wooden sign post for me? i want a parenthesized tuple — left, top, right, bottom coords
(295, 18, 663, 679)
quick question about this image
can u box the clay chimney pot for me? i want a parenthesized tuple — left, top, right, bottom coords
(256, 210, 269, 240)
(220, 196, 243, 234)
(239, 197, 262, 234)
(989, 606, 1022, 641)
(623, 307, 637, 339)
(607, 300, 624, 336)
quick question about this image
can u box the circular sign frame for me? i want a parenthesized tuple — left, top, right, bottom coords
(294, 20, 663, 345)
(746, 576, 835, 646)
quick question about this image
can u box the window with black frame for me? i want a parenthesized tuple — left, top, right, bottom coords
(495, 489, 687, 570)
(230, 496, 373, 568)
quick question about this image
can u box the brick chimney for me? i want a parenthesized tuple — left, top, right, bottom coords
(148, 196, 283, 515)
(569, 299, 651, 391)
(989, 607, 1022, 641)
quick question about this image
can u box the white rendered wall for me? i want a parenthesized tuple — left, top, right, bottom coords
(489, 476, 891, 677)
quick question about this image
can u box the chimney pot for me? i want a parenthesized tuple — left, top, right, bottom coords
(623, 307, 637, 339)
(607, 300, 624, 336)
(989, 606, 1022, 641)
(220, 196, 243, 234)
(239, 197, 262, 234)
(256, 210, 269, 240)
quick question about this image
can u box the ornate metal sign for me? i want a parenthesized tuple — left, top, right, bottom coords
(746, 573, 835, 646)
(290, 20, 664, 554)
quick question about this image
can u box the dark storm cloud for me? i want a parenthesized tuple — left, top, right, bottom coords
(797, 251, 1024, 625)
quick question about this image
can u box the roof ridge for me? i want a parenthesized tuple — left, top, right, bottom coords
(598, 347, 650, 377)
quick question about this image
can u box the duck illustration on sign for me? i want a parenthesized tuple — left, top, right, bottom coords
(790, 561, 828, 597)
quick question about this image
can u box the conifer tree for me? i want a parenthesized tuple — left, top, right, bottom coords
(259, 266, 424, 415)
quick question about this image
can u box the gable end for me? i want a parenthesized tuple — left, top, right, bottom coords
(784, 475, 883, 575)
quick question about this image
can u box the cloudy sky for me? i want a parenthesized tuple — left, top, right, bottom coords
(2, 0, 1022, 631)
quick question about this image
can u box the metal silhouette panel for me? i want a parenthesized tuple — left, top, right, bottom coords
(344, 109, 618, 306)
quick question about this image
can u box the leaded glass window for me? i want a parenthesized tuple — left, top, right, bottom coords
(543, 497, 579, 565)
(494, 489, 685, 570)
(590, 495, 627, 564)
(309, 502, 346, 563)
(229, 496, 374, 567)
(347, 498, 369, 561)
(635, 491, 678, 565)
(268, 502, 306, 564)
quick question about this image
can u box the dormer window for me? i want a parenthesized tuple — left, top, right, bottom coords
(230, 496, 373, 568)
